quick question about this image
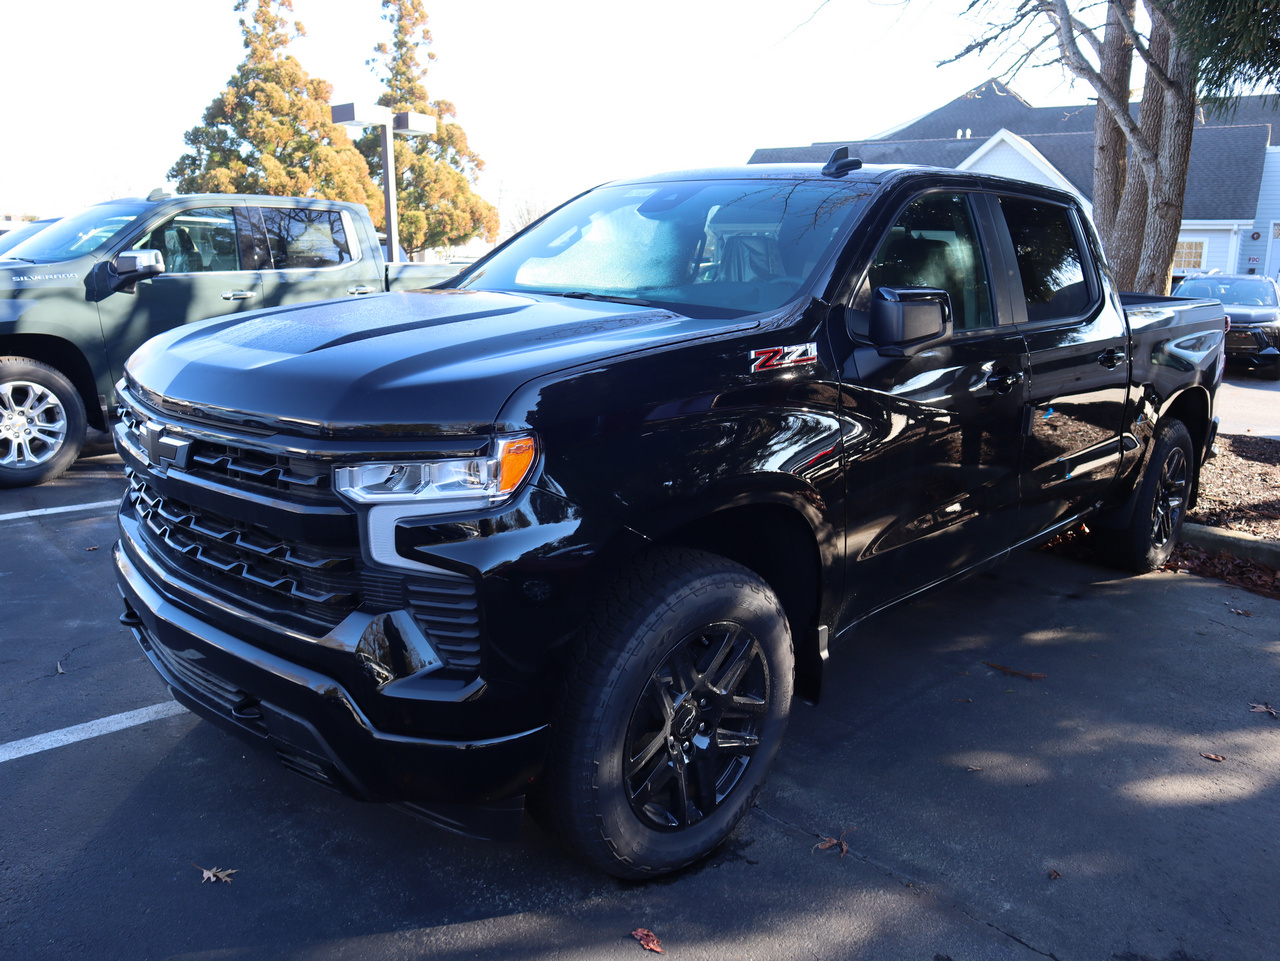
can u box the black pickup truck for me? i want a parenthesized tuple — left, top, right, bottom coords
(112, 159, 1225, 878)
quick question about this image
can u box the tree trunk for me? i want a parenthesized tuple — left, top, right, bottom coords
(1107, 12, 1171, 291)
(1092, 0, 1136, 251)
(1134, 13, 1197, 294)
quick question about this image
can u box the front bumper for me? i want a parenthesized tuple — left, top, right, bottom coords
(1225, 326, 1280, 368)
(115, 540, 547, 839)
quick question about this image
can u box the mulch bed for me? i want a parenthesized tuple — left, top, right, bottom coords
(1039, 434, 1280, 601)
(1189, 434, 1280, 541)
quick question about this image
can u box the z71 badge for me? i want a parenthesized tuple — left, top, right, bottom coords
(749, 342, 818, 373)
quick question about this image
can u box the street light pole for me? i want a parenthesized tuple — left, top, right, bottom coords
(331, 103, 437, 263)
(379, 118, 398, 263)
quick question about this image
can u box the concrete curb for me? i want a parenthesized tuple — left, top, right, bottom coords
(1180, 522, 1280, 568)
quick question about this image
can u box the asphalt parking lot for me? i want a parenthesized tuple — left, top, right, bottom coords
(2, 383, 1278, 961)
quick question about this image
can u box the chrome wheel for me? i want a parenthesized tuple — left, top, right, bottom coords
(625, 622, 770, 831)
(1150, 445, 1188, 548)
(0, 379, 68, 468)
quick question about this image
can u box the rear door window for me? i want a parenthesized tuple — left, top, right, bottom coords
(259, 208, 357, 270)
(997, 196, 1093, 322)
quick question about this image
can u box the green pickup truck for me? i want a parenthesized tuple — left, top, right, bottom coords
(0, 192, 457, 487)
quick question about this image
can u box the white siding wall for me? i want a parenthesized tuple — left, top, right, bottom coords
(1174, 228, 1235, 273)
(1238, 146, 1280, 276)
(966, 141, 1053, 185)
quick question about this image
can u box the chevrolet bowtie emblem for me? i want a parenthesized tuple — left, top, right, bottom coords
(140, 421, 192, 470)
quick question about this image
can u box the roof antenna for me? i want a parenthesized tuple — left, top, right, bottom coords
(146, 188, 172, 202)
(821, 146, 863, 178)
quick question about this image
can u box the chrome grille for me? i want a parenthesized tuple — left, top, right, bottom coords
(127, 470, 359, 621)
(118, 402, 333, 499)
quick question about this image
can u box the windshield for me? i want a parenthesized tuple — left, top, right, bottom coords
(1175, 276, 1278, 307)
(3, 203, 148, 263)
(459, 179, 872, 316)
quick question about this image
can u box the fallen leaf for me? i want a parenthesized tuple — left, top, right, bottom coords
(812, 828, 854, 857)
(1200, 753, 1226, 762)
(192, 861, 238, 883)
(1229, 608, 1253, 617)
(984, 662, 1047, 682)
(1249, 703, 1278, 719)
(1048, 869, 1062, 880)
(952, 698, 972, 703)
(966, 766, 983, 772)
(56, 662, 65, 675)
(84, 545, 99, 552)
(630, 928, 664, 953)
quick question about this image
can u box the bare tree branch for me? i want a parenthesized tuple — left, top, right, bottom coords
(1049, 0, 1156, 166)
(1070, 15, 1103, 57)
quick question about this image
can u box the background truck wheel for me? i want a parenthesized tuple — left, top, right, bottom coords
(542, 548, 793, 879)
(0, 356, 87, 488)
(1093, 420, 1194, 573)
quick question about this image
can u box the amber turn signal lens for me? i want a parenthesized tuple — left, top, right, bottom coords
(496, 436, 537, 494)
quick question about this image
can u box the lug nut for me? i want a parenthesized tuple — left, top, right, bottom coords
(698, 722, 707, 733)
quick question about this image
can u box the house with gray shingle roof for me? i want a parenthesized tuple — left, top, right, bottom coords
(750, 79, 1280, 279)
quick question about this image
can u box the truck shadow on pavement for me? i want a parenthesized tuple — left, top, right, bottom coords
(5, 552, 1276, 961)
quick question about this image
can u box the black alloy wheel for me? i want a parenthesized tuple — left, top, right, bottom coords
(1148, 441, 1188, 551)
(624, 622, 769, 831)
(542, 547, 793, 879)
(1092, 419, 1195, 573)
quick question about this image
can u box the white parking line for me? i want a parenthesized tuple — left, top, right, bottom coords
(0, 701, 190, 764)
(0, 499, 120, 523)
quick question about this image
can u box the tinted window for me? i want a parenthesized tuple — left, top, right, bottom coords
(999, 196, 1091, 322)
(459, 180, 872, 317)
(132, 207, 241, 273)
(1174, 277, 1278, 307)
(260, 208, 355, 269)
(853, 192, 994, 330)
(4, 203, 146, 263)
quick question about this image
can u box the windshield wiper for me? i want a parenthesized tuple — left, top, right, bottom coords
(559, 291, 652, 306)
(5, 258, 37, 264)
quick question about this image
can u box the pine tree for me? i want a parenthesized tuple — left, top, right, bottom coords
(169, 0, 382, 224)
(360, 0, 499, 254)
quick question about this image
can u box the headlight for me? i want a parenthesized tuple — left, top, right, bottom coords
(334, 434, 537, 511)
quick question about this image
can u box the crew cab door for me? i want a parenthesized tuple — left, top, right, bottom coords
(253, 206, 384, 308)
(99, 205, 264, 386)
(991, 194, 1129, 537)
(832, 189, 1029, 618)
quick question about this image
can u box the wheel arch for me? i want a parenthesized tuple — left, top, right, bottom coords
(644, 498, 829, 703)
(1159, 384, 1211, 509)
(0, 334, 105, 430)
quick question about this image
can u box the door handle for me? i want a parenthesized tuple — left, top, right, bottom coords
(985, 368, 1024, 394)
(221, 290, 257, 301)
(1098, 347, 1127, 369)
(347, 285, 376, 295)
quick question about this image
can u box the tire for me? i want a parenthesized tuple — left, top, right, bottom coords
(1093, 420, 1194, 573)
(0, 356, 87, 488)
(1266, 360, 1280, 381)
(542, 548, 793, 879)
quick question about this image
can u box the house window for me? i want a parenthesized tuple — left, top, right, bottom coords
(1172, 240, 1204, 271)
(1273, 223, 1280, 240)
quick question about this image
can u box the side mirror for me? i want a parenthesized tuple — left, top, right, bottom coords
(111, 248, 165, 293)
(869, 286, 952, 357)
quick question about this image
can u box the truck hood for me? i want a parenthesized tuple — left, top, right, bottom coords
(125, 289, 748, 438)
(1222, 304, 1280, 327)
